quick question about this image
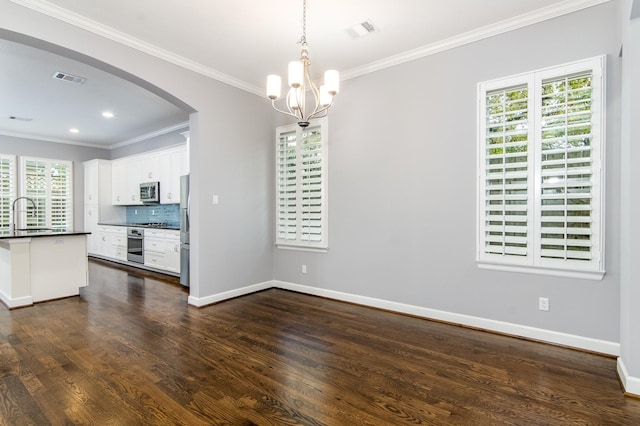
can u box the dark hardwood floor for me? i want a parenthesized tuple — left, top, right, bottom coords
(1, 259, 639, 425)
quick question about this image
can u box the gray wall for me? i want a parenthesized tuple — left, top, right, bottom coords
(0, 0, 274, 299)
(273, 2, 623, 343)
(620, 0, 640, 386)
(0, 134, 110, 230)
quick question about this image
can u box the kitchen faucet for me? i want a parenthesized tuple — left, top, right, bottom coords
(11, 197, 38, 232)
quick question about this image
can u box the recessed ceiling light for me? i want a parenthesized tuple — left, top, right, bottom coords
(8, 115, 32, 121)
(69, 128, 79, 134)
(102, 111, 114, 118)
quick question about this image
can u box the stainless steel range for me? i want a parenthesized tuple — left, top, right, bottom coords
(127, 227, 144, 263)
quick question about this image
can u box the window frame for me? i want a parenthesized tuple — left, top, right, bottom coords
(476, 56, 606, 280)
(18, 156, 74, 230)
(0, 154, 17, 229)
(275, 117, 329, 252)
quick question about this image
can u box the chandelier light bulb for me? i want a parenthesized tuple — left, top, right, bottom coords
(319, 86, 333, 107)
(324, 70, 340, 95)
(288, 61, 304, 88)
(267, 75, 282, 100)
(288, 89, 301, 110)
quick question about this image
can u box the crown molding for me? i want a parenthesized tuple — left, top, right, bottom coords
(109, 121, 189, 149)
(341, 0, 612, 81)
(8, 0, 264, 96)
(0, 129, 108, 149)
(10, 0, 611, 95)
(0, 121, 189, 149)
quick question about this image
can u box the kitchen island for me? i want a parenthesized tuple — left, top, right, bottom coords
(0, 229, 90, 308)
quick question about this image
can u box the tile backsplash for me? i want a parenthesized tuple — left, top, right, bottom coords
(126, 204, 180, 225)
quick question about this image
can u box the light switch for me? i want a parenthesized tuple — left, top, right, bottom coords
(213, 195, 219, 205)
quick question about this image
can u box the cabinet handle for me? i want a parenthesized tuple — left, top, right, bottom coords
(88, 194, 93, 200)
(168, 192, 172, 199)
(117, 195, 121, 202)
(131, 195, 135, 201)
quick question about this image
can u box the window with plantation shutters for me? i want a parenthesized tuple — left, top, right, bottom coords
(276, 118, 328, 251)
(18, 157, 73, 230)
(0, 154, 16, 229)
(478, 56, 605, 279)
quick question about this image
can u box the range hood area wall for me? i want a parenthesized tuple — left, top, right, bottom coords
(126, 204, 180, 225)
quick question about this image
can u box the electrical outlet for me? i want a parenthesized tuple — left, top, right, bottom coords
(301, 264, 307, 274)
(539, 297, 550, 311)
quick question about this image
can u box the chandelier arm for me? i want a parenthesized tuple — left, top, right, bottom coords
(288, 85, 305, 122)
(272, 100, 302, 120)
(305, 65, 322, 118)
(307, 103, 332, 122)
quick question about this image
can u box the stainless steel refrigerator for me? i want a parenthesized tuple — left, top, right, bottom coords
(180, 174, 190, 287)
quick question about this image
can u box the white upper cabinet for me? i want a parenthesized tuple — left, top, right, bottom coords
(111, 159, 127, 205)
(125, 157, 143, 205)
(141, 154, 160, 182)
(111, 144, 188, 206)
(84, 159, 99, 204)
(111, 157, 142, 206)
(159, 146, 186, 204)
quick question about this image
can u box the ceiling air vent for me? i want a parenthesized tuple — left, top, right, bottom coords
(52, 71, 87, 84)
(346, 19, 380, 38)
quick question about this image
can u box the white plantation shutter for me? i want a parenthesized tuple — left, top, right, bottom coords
(23, 158, 48, 228)
(483, 83, 531, 258)
(0, 154, 16, 229)
(478, 56, 604, 279)
(300, 126, 323, 242)
(20, 157, 73, 230)
(276, 118, 328, 250)
(277, 129, 298, 241)
(538, 72, 598, 263)
(50, 161, 73, 229)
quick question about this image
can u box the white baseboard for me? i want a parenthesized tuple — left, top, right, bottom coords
(273, 280, 620, 356)
(0, 289, 33, 309)
(187, 279, 620, 356)
(617, 358, 640, 397)
(187, 280, 273, 307)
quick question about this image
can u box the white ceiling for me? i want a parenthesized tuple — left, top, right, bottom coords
(0, 39, 189, 148)
(1, 0, 607, 148)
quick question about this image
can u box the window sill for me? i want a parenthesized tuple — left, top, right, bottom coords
(276, 244, 328, 254)
(477, 261, 605, 281)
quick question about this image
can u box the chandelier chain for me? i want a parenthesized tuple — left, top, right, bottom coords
(299, 0, 307, 45)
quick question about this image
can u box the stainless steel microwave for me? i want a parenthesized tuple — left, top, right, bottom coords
(140, 181, 160, 204)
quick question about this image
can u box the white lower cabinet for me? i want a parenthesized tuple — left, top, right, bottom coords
(95, 226, 127, 261)
(144, 229, 180, 274)
(164, 231, 181, 273)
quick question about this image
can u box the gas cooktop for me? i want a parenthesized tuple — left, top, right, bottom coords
(129, 223, 179, 229)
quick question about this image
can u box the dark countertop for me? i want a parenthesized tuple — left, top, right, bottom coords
(0, 229, 90, 240)
(98, 222, 180, 231)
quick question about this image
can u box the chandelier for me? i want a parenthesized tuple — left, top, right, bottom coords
(266, 0, 339, 128)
